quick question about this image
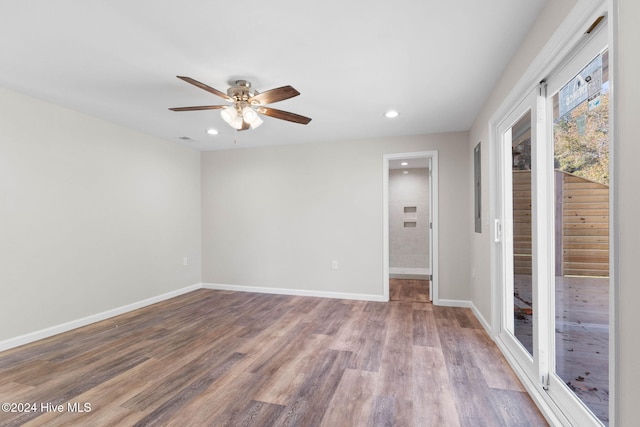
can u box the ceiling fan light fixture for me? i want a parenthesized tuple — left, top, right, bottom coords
(231, 116, 244, 130)
(249, 115, 263, 129)
(242, 106, 258, 122)
(221, 106, 237, 124)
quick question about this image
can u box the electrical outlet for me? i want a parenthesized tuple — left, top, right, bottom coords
(183, 257, 188, 266)
(331, 260, 338, 270)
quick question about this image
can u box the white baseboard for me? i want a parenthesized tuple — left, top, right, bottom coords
(436, 298, 472, 308)
(389, 267, 431, 275)
(469, 302, 493, 335)
(202, 282, 386, 302)
(0, 283, 201, 352)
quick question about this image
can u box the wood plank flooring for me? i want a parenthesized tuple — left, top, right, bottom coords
(0, 284, 548, 426)
(389, 278, 430, 303)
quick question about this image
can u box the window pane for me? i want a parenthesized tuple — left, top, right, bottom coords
(552, 50, 609, 425)
(511, 111, 533, 356)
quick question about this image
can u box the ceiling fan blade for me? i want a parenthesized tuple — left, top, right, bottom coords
(169, 105, 227, 112)
(250, 85, 300, 105)
(176, 76, 232, 102)
(256, 107, 312, 125)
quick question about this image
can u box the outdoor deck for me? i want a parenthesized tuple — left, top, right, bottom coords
(514, 275, 609, 424)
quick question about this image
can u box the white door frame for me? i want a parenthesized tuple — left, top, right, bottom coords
(383, 151, 439, 303)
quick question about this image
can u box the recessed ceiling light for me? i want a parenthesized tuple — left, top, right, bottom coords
(206, 128, 219, 135)
(401, 162, 408, 166)
(384, 110, 399, 118)
(403, 170, 409, 174)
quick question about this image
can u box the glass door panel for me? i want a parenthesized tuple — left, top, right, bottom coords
(499, 88, 539, 373)
(551, 49, 610, 425)
(511, 111, 534, 356)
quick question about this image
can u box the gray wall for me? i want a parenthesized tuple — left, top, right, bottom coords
(0, 86, 202, 342)
(201, 133, 469, 300)
(389, 168, 430, 270)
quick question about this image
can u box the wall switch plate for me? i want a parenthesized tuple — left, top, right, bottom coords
(183, 257, 188, 266)
(331, 260, 338, 270)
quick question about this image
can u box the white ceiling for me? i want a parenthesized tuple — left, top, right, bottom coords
(0, 0, 548, 151)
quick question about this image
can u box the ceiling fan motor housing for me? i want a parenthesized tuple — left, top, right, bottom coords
(227, 80, 258, 104)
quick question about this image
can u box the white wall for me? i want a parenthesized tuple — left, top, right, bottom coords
(0, 86, 202, 343)
(389, 168, 430, 270)
(202, 133, 469, 300)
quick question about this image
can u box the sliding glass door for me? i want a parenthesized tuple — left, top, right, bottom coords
(546, 29, 610, 426)
(496, 17, 610, 427)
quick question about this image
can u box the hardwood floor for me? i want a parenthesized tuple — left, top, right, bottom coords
(0, 287, 548, 426)
(389, 278, 430, 303)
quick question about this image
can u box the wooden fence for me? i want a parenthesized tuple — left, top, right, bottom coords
(556, 170, 609, 277)
(512, 170, 609, 277)
(512, 171, 532, 276)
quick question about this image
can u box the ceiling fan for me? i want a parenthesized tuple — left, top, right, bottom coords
(169, 76, 311, 131)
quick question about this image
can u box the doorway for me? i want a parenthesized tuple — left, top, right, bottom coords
(383, 151, 438, 303)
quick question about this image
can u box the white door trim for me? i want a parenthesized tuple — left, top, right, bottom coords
(383, 150, 439, 304)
